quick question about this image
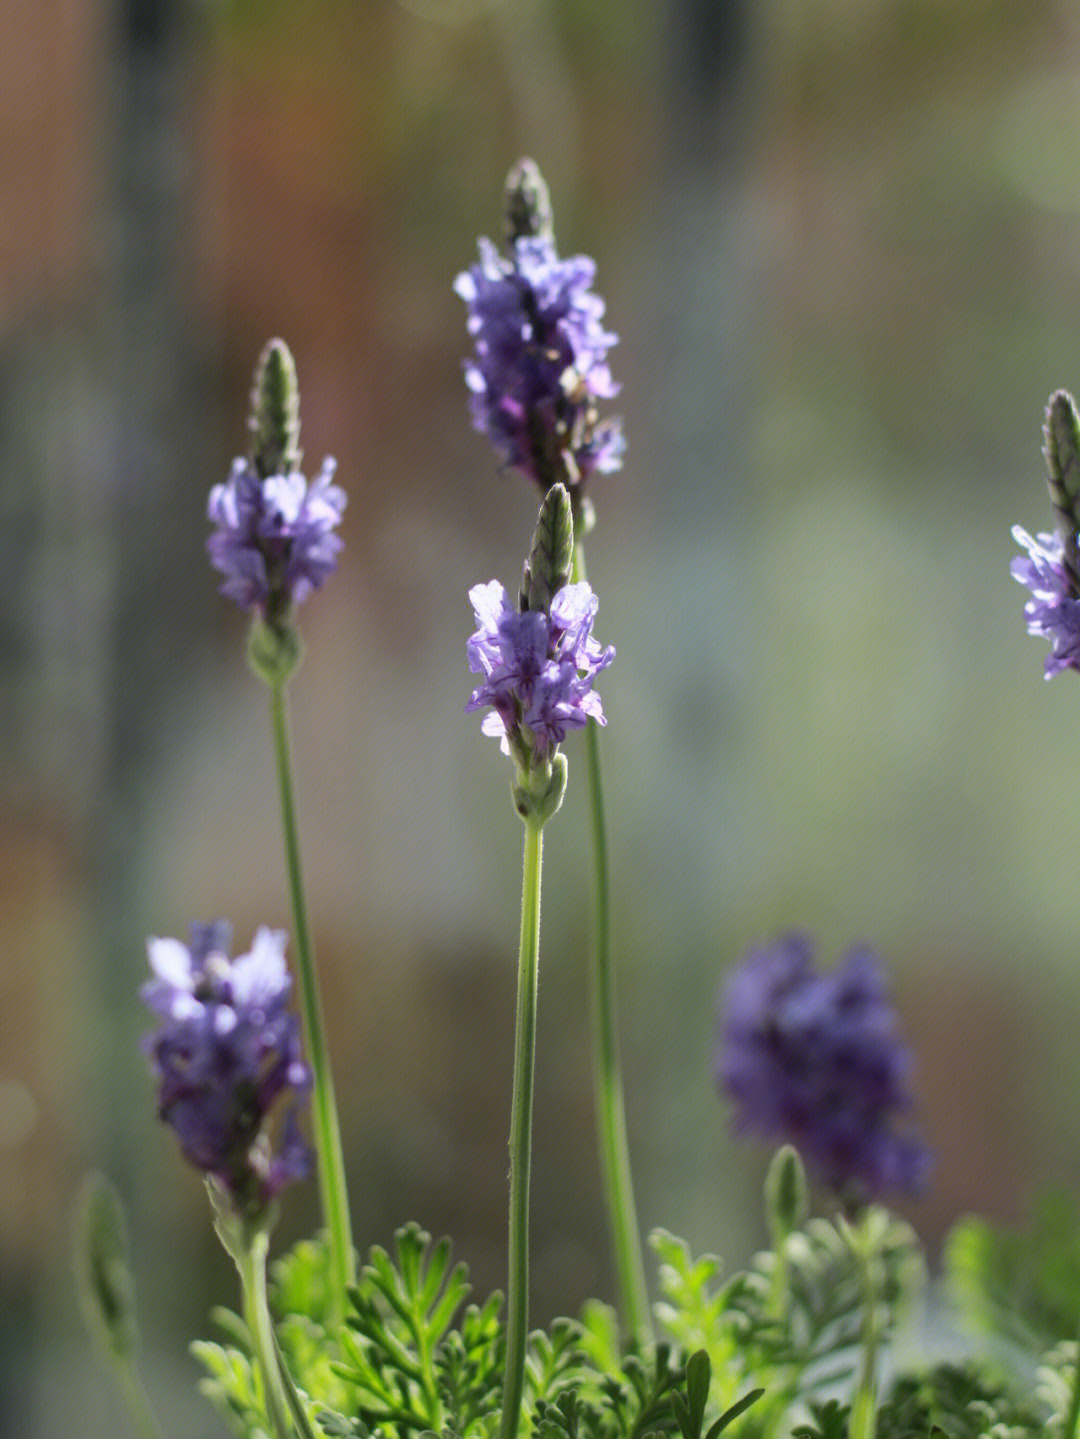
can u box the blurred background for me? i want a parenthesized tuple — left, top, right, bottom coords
(5, 0, 1080, 1432)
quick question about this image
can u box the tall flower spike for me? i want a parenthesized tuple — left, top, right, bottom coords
(455, 163, 624, 508)
(1012, 390, 1080, 678)
(142, 922, 313, 1225)
(207, 341, 346, 683)
(716, 934, 930, 1203)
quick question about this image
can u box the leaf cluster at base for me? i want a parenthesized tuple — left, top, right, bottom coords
(192, 1194, 1080, 1439)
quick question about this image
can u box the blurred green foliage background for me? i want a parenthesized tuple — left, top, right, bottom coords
(5, 0, 1080, 1433)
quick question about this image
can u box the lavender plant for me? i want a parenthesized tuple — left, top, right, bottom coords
(456, 160, 647, 1348)
(465, 479, 613, 1439)
(72, 167, 1080, 1439)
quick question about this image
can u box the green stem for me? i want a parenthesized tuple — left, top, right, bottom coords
(270, 681, 355, 1318)
(113, 1358, 168, 1439)
(499, 816, 544, 1439)
(272, 1328, 322, 1439)
(571, 540, 651, 1345)
(238, 1229, 294, 1439)
(849, 1226, 879, 1439)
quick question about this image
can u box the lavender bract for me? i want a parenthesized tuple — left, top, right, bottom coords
(1011, 525, 1080, 678)
(716, 934, 929, 1200)
(142, 922, 312, 1219)
(207, 456, 346, 620)
(454, 235, 625, 492)
(466, 579, 614, 761)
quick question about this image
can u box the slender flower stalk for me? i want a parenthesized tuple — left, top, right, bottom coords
(1017, 391, 1080, 1439)
(270, 681, 355, 1316)
(235, 1223, 294, 1439)
(207, 339, 355, 1315)
(466, 484, 614, 1439)
(840, 1208, 895, 1439)
(457, 165, 647, 1342)
(500, 815, 544, 1439)
(571, 538, 650, 1344)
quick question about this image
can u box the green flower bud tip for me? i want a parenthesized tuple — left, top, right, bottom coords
(504, 156, 554, 248)
(765, 1144, 808, 1247)
(72, 1172, 138, 1366)
(523, 483, 574, 615)
(1044, 390, 1080, 575)
(249, 338, 302, 480)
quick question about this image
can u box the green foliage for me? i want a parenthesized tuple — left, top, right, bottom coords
(192, 1222, 771, 1439)
(329, 1222, 480, 1434)
(192, 1203, 1080, 1439)
(653, 1208, 923, 1431)
(876, 1362, 1041, 1439)
(192, 1321, 267, 1439)
(791, 1398, 850, 1439)
(1035, 1340, 1079, 1435)
(945, 1196, 1080, 1350)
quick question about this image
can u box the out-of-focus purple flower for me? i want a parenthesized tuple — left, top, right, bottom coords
(207, 457, 346, 620)
(454, 236, 624, 491)
(142, 922, 312, 1218)
(1011, 525, 1080, 678)
(716, 934, 930, 1201)
(466, 579, 613, 760)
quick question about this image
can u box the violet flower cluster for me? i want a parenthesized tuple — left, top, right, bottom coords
(466, 578, 614, 764)
(716, 934, 929, 1200)
(455, 235, 625, 493)
(207, 456, 346, 621)
(142, 922, 312, 1220)
(1011, 526, 1080, 678)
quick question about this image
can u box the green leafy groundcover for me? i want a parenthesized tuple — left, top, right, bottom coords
(189, 1187, 1080, 1439)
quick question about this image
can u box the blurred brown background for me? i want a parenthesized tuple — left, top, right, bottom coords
(4, 0, 1080, 1433)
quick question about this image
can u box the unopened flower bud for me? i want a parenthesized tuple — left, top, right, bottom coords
(73, 1172, 139, 1368)
(765, 1145, 808, 1248)
(504, 157, 554, 248)
(249, 338, 302, 480)
(522, 483, 574, 615)
(1043, 389, 1080, 588)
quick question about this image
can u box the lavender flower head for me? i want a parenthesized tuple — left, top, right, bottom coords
(454, 233, 624, 495)
(1011, 526, 1080, 677)
(1012, 389, 1080, 677)
(716, 934, 929, 1201)
(467, 578, 614, 762)
(142, 921, 312, 1220)
(207, 340, 346, 628)
(207, 456, 346, 621)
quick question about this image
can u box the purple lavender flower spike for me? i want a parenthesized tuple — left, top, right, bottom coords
(207, 455, 346, 621)
(454, 233, 624, 495)
(142, 923, 312, 1221)
(466, 577, 613, 761)
(716, 934, 930, 1201)
(1011, 525, 1080, 677)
